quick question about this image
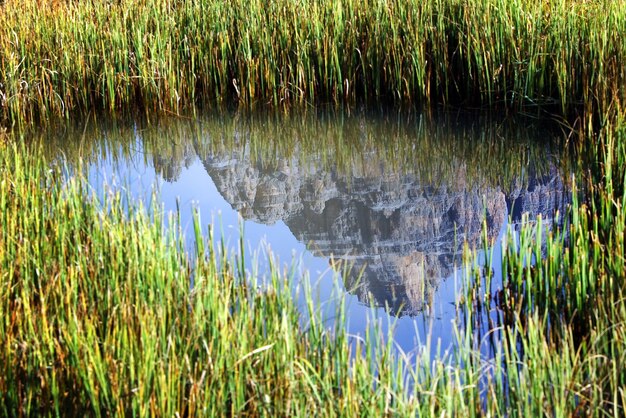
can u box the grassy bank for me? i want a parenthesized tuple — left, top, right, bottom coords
(2, 0, 626, 415)
(1, 0, 625, 126)
(1, 116, 626, 415)
(0, 143, 421, 416)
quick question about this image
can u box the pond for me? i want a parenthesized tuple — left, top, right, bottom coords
(42, 110, 571, 360)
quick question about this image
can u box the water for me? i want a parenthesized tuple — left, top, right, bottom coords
(42, 111, 571, 361)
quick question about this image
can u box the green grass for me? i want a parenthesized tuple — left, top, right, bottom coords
(1, 112, 626, 415)
(1, 0, 625, 126)
(0, 142, 424, 416)
(2, 0, 626, 415)
(458, 111, 626, 415)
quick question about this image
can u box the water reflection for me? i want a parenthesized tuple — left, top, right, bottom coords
(42, 112, 570, 321)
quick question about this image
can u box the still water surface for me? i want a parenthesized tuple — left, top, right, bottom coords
(44, 111, 570, 360)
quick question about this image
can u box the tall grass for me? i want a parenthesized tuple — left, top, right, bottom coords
(456, 110, 626, 415)
(2, 113, 626, 415)
(0, 142, 427, 416)
(2, 0, 626, 414)
(1, 0, 624, 126)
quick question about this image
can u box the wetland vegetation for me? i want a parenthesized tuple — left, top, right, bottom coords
(1, 0, 624, 121)
(1, 0, 626, 416)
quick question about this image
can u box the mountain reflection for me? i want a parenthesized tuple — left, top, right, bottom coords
(195, 137, 567, 316)
(43, 112, 570, 316)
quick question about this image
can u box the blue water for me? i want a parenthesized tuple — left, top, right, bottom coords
(59, 112, 570, 365)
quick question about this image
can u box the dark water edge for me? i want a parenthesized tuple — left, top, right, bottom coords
(31, 109, 575, 361)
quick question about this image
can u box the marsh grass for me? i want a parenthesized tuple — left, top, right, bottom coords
(1, 113, 626, 415)
(456, 112, 626, 415)
(2, 0, 626, 414)
(0, 142, 428, 416)
(0, 139, 525, 416)
(1, 0, 624, 126)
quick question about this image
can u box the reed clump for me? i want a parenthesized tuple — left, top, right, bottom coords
(1, 0, 625, 126)
(1, 114, 626, 415)
(457, 109, 626, 414)
(0, 143, 428, 416)
(2, 0, 626, 414)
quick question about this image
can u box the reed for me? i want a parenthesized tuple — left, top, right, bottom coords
(2, 0, 626, 413)
(0, 142, 426, 416)
(456, 109, 626, 415)
(1, 0, 624, 126)
(2, 112, 626, 415)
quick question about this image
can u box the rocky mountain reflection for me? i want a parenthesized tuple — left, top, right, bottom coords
(184, 114, 570, 316)
(44, 113, 570, 317)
